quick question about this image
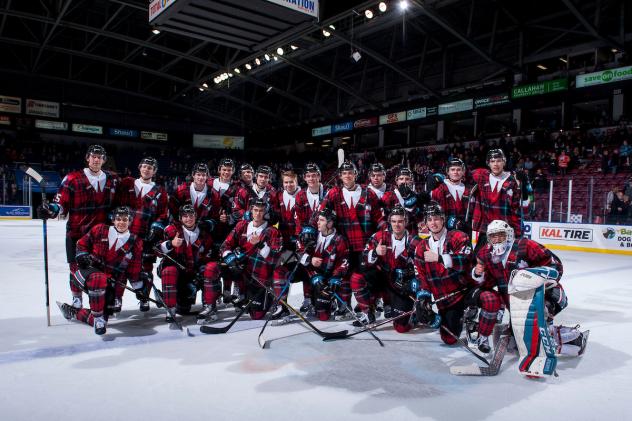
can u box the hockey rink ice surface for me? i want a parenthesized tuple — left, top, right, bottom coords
(0, 219, 629, 421)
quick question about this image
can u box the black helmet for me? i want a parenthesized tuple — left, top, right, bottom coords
(389, 205, 408, 221)
(396, 166, 414, 179)
(250, 197, 268, 209)
(179, 204, 196, 217)
(304, 162, 321, 176)
(112, 206, 132, 220)
(486, 149, 506, 163)
(139, 156, 158, 172)
(318, 208, 337, 223)
(218, 158, 235, 169)
(339, 160, 358, 174)
(191, 162, 209, 175)
(256, 165, 272, 176)
(369, 162, 386, 175)
(239, 163, 254, 173)
(445, 158, 465, 173)
(423, 201, 445, 220)
(86, 145, 106, 160)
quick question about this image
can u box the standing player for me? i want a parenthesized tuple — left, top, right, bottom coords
(470, 149, 522, 251)
(319, 160, 384, 318)
(232, 165, 278, 224)
(38, 145, 119, 309)
(276, 169, 301, 250)
(208, 158, 239, 243)
(115, 157, 168, 312)
(382, 166, 425, 232)
(157, 204, 218, 322)
(366, 162, 390, 202)
(168, 162, 219, 229)
(431, 158, 470, 230)
(57, 207, 142, 335)
(412, 202, 475, 347)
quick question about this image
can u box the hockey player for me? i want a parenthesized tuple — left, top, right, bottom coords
(351, 206, 419, 327)
(57, 206, 142, 335)
(115, 156, 168, 312)
(319, 160, 384, 318)
(232, 165, 278, 224)
(158, 204, 218, 323)
(208, 158, 239, 243)
(294, 208, 349, 321)
(472, 220, 586, 374)
(431, 158, 470, 230)
(470, 149, 522, 251)
(412, 202, 475, 346)
(366, 162, 389, 202)
(382, 166, 426, 232)
(168, 162, 219, 230)
(217, 198, 283, 320)
(39, 144, 119, 310)
(276, 169, 301, 250)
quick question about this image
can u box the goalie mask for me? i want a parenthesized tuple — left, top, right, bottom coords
(487, 219, 514, 256)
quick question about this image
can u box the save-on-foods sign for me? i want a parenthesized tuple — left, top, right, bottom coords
(512, 78, 568, 98)
(576, 65, 632, 88)
(379, 111, 406, 125)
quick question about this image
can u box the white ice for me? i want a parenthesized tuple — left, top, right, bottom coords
(0, 219, 630, 421)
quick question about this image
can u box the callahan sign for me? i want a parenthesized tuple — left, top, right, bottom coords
(512, 78, 567, 99)
(576, 65, 632, 88)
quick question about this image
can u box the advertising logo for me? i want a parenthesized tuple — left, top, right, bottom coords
(539, 226, 593, 242)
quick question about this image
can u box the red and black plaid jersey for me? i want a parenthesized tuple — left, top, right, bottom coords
(431, 182, 470, 222)
(208, 178, 240, 241)
(275, 189, 300, 244)
(475, 238, 563, 297)
(168, 181, 220, 222)
(220, 220, 282, 282)
(231, 184, 278, 223)
(381, 190, 421, 232)
(297, 231, 349, 280)
(162, 224, 214, 274)
(55, 169, 119, 239)
(362, 229, 417, 279)
(470, 168, 522, 236)
(319, 186, 384, 252)
(413, 229, 473, 310)
(76, 223, 142, 282)
(115, 177, 168, 238)
(294, 186, 326, 235)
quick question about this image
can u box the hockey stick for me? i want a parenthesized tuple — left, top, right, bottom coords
(323, 148, 345, 188)
(25, 167, 51, 327)
(332, 291, 384, 347)
(200, 300, 253, 334)
(464, 183, 478, 223)
(110, 278, 192, 336)
(257, 281, 291, 348)
(440, 324, 490, 366)
(152, 246, 187, 271)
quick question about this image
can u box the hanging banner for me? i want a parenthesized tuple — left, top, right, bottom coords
(474, 94, 510, 108)
(311, 125, 331, 137)
(0, 205, 31, 220)
(149, 0, 178, 22)
(354, 117, 378, 128)
(426, 106, 438, 117)
(35, 119, 68, 130)
(407, 108, 427, 121)
(379, 111, 406, 125)
(141, 131, 168, 141)
(0, 115, 10, 125)
(576, 65, 632, 88)
(0, 95, 21, 114)
(72, 123, 103, 135)
(26, 99, 60, 118)
(439, 99, 473, 115)
(109, 128, 139, 138)
(264, 0, 319, 19)
(193, 134, 245, 149)
(511, 78, 567, 98)
(332, 121, 353, 133)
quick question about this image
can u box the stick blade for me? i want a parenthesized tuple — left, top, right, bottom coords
(258, 335, 271, 349)
(25, 167, 44, 184)
(337, 148, 345, 167)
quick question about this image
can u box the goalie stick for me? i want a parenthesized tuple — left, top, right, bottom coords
(449, 324, 511, 376)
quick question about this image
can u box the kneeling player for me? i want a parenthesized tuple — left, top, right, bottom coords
(57, 207, 143, 335)
(158, 204, 218, 323)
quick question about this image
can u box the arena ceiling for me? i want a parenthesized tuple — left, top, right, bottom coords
(0, 0, 629, 136)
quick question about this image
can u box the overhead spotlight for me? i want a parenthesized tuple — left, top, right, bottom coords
(228, 73, 234, 77)
(264, 54, 271, 61)
(255, 58, 262, 65)
(611, 48, 619, 53)
(214, 77, 220, 84)
(379, 2, 388, 12)
(559, 57, 568, 63)
(202, 82, 208, 88)
(234, 68, 241, 73)
(365, 9, 374, 19)
(151, 28, 161, 35)
(245, 63, 252, 70)
(322, 28, 331, 37)
(290, 45, 298, 50)
(329, 24, 335, 30)
(141, 49, 148, 57)
(536, 64, 547, 70)
(198, 87, 204, 91)
(399, 1, 408, 11)
(351, 50, 362, 62)
(276, 47, 284, 56)
(266, 86, 273, 93)
(273, 55, 278, 61)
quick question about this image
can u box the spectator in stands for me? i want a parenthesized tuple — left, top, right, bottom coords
(624, 177, 632, 199)
(524, 157, 535, 174)
(610, 190, 629, 225)
(557, 150, 571, 175)
(601, 150, 617, 174)
(619, 139, 631, 169)
(532, 169, 549, 194)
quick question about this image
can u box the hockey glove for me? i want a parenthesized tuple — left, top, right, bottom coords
(446, 216, 466, 231)
(37, 202, 60, 220)
(310, 274, 325, 286)
(425, 173, 444, 191)
(299, 225, 318, 246)
(145, 222, 165, 244)
(242, 210, 252, 222)
(328, 277, 342, 294)
(76, 252, 101, 270)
